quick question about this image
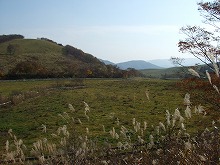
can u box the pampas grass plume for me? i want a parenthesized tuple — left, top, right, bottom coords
(213, 85, 220, 94)
(206, 70, 212, 84)
(185, 106, 192, 119)
(68, 103, 76, 112)
(188, 68, 200, 78)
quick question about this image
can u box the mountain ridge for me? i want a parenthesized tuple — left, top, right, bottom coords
(116, 60, 162, 70)
(101, 58, 202, 70)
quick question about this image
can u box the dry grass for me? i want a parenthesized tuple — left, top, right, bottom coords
(1, 92, 219, 164)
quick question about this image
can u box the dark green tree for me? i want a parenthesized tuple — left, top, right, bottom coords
(0, 34, 24, 43)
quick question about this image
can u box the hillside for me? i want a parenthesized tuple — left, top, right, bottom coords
(0, 39, 63, 73)
(140, 67, 189, 79)
(0, 37, 124, 79)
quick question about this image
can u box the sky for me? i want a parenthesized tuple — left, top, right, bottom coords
(0, 0, 204, 63)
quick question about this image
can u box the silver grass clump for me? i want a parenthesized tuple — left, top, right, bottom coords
(83, 101, 90, 113)
(86, 127, 89, 134)
(132, 118, 136, 126)
(138, 136, 145, 144)
(5, 140, 9, 152)
(58, 113, 66, 121)
(109, 127, 117, 139)
(117, 142, 123, 150)
(3, 147, 24, 163)
(188, 68, 200, 78)
(159, 122, 166, 132)
(148, 134, 154, 149)
(84, 112, 90, 121)
(143, 121, 147, 130)
(60, 137, 67, 146)
(145, 89, 150, 101)
(152, 159, 157, 165)
(181, 123, 186, 131)
(8, 129, 13, 137)
(184, 93, 191, 106)
(116, 118, 120, 126)
(213, 85, 220, 94)
(207, 53, 219, 77)
(185, 106, 192, 119)
(166, 110, 171, 126)
(206, 70, 212, 84)
(39, 154, 45, 164)
(115, 133, 119, 139)
(155, 126, 160, 135)
(102, 125, 106, 133)
(83, 102, 91, 121)
(195, 105, 206, 115)
(63, 112, 70, 119)
(41, 124, 47, 133)
(134, 121, 141, 132)
(198, 155, 207, 162)
(205, 67, 219, 94)
(174, 108, 181, 119)
(68, 103, 76, 112)
(77, 118, 82, 124)
(172, 108, 180, 127)
(120, 125, 128, 138)
(184, 141, 192, 151)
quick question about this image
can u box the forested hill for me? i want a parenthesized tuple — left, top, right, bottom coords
(0, 35, 142, 79)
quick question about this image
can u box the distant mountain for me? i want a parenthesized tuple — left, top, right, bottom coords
(148, 58, 201, 68)
(116, 60, 162, 70)
(101, 59, 162, 70)
(101, 58, 203, 70)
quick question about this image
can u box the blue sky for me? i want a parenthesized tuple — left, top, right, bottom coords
(0, 0, 202, 63)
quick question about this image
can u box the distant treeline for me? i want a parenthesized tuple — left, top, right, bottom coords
(0, 34, 24, 44)
(2, 60, 143, 79)
(39, 37, 63, 46)
(62, 45, 100, 64)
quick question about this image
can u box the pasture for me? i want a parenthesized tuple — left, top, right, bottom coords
(0, 78, 218, 163)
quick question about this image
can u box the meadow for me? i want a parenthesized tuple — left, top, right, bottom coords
(0, 78, 219, 164)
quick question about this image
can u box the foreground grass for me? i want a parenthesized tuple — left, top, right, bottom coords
(0, 78, 218, 162)
(0, 79, 180, 144)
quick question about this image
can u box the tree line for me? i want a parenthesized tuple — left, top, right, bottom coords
(3, 60, 143, 79)
(0, 34, 24, 44)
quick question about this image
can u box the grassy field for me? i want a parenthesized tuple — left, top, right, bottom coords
(140, 67, 187, 79)
(0, 78, 218, 157)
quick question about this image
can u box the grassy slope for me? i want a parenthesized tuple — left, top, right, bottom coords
(0, 39, 62, 54)
(140, 67, 186, 78)
(0, 39, 64, 73)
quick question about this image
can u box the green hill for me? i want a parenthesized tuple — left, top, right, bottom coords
(0, 39, 63, 74)
(140, 67, 190, 79)
(141, 64, 208, 79)
(0, 36, 123, 79)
